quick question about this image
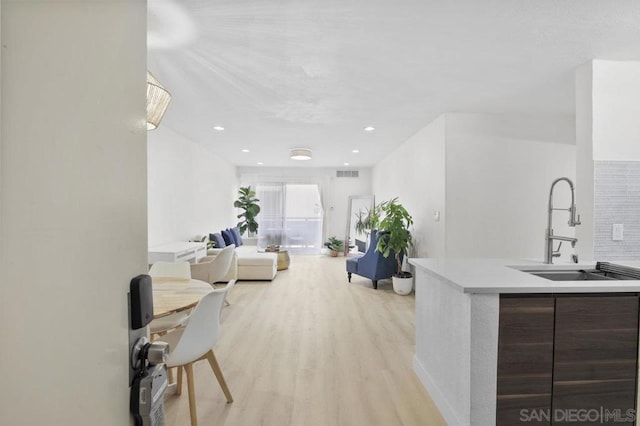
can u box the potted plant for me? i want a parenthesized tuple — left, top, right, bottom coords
(376, 197, 414, 295)
(324, 236, 344, 257)
(234, 186, 260, 236)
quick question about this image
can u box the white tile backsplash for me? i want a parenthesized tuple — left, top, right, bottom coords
(594, 161, 640, 260)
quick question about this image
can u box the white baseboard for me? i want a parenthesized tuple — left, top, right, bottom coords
(412, 355, 465, 426)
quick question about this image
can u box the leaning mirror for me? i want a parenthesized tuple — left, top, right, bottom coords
(345, 195, 375, 256)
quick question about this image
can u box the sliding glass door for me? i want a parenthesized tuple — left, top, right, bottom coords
(256, 183, 324, 254)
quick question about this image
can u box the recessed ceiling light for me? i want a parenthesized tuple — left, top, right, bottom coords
(290, 148, 312, 161)
(241, 149, 250, 153)
(364, 126, 375, 132)
(257, 162, 264, 165)
(352, 149, 360, 153)
(344, 162, 350, 166)
(213, 126, 225, 131)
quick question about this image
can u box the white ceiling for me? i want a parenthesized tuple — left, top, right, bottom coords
(148, 0, 640, 168)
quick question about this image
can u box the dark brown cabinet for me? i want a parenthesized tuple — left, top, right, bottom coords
(497, 296, 555, 425)
(496, 294, 640, 426)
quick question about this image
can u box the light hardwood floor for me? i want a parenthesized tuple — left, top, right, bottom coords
(163, 254, 446, 426)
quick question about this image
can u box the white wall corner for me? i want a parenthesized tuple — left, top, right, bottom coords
(575, 61, 595, 261)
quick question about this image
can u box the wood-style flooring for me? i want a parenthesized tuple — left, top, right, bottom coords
(163, 254, 446, 426)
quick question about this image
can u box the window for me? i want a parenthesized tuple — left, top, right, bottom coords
(256, 183, 324, 254)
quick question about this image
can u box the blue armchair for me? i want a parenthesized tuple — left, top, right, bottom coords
(346, 231, 400, 289)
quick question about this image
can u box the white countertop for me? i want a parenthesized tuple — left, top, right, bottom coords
(409, 258, 640, 294)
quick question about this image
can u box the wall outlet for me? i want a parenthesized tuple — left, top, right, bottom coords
(612, 224, 624, 241)
(433, 211, 440, 222)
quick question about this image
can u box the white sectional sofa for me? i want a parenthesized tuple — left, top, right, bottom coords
(207, 244, 277, 281)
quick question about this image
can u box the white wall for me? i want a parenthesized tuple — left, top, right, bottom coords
(575, 61, 595, 260)
(577, 60, 640, 261)
(147, 126, 238, 246)
(373, 113, 576, 261)
(238, 167, 372, 243)
(372, 115, 446, 258)
(592, 60, 640, 161)
(0, 2, 146, 425)
(445, 114, 576, 260)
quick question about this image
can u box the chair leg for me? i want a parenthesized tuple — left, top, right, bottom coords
(184, 363, 198, 426)
(347, 272, 352, 282)
(205, 350, 233, 403)
(176, 366, 183, 396)
(372, 280, 378, 289)
(168, 366, 174, 385)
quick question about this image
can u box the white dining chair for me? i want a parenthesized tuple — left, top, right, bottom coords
(148, 261, 192, 335)
(155, 288, 233, 426)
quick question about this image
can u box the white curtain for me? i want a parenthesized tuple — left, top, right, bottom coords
(283, 184, 324, 254)
(255, 182, 324, 254)
(255, 183, 285, 250)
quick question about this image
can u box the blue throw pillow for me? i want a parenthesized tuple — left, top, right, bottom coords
(231, 227, 243, 246)
(209, 233, 226, 248)
(221, 229, 235, 247)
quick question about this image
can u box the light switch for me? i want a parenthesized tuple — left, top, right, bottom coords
(612, 224, 624, 241)
(433, 211, 440, 222)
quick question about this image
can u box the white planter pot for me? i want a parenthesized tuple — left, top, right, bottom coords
(392, 275, 413, 295)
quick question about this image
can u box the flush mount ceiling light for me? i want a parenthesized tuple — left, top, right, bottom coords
(146, 71, 172, 131)
(363, 126, 375, 132)
(213, 126, 225, 131)
(352, 149, 360, 153)
(290, 148, 312, 161)
(241, 149, 250, 153)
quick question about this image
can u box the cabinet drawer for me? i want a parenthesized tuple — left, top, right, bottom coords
(553, 295, 639, 422)
(497, 394, 551, 426)
(497, 297, 555, 425)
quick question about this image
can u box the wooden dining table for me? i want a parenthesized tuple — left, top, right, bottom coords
(152, 277, 212, 318)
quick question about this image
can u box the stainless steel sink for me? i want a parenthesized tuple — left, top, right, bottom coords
(528, 270, 616, 281)
(526, 262, 640, 281)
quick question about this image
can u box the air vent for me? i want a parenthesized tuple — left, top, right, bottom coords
(336, 170, 359, 178)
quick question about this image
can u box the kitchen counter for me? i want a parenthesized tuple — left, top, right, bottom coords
(409, 258, 640, 294)
(408, 258, 640, 426)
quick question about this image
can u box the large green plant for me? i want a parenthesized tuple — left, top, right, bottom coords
(234, 186, 260, 235)
(376, 198, 414, 277)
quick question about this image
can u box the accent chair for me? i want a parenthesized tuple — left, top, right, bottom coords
(345, 231, 400, 289)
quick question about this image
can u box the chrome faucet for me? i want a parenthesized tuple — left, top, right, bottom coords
(544, 177, 580, 264)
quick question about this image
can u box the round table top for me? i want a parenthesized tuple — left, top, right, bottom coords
(152, 277, 212, 318)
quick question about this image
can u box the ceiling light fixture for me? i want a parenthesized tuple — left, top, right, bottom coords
(147, 71, 172, 130)
(344, 162, 350, 166)
(364, 126, 375, 132)
(290, 148, 312, 161)
(257, 162, 264, 165)
(241, 149, 250, 153)
(352, 149, 360, 153)
(213, 126, 225, 131)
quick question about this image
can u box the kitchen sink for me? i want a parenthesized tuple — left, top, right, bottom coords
(526, 262, 640, 281)
(528, 270, 616, 281)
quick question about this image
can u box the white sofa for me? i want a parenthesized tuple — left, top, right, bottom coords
(207, 245, 277, 281)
